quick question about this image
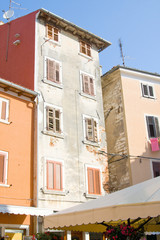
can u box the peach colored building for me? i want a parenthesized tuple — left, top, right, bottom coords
(102, 66, 160, 192)
(0, 78, 39, 239)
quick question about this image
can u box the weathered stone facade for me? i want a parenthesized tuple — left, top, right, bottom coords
(102, 69, 131, 192)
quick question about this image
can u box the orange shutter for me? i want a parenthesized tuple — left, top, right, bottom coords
(47, 25, 53, 39)
(55, 163, 62, 190)
(1, 101, 6, 120)
(47, 161, 54, 189)
(87, 168, 94, 194)
(0, 155, 5, 184)
(95, 169, 101, 194)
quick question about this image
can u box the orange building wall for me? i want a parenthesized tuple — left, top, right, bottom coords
(0, 91, 34, 207)
(0, 11, 38, 90)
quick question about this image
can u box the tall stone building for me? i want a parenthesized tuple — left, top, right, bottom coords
(102, 65, 160, 192)
(0, 9, 111, 236)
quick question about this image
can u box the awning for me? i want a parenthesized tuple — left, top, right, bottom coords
(44, 177, 160, 232)
(0, 204, 54, 216)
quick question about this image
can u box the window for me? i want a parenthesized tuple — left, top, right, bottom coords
(45, 57, 62, 84)
(80, 41, 91, 57)
(81, 72, 95, 96)
(46, 24, 59, 42)
(46, 160, 63, 191)
(83, 115, 99, 143)
(0, 151, 8, 185)
(87, 167, 101, 195)
(152, 161, 160, 178)
(44, 103, 62, 135)
(141, 83, 154, 98)
(0, 97, 9, 123)
(146, 116, 160, 138)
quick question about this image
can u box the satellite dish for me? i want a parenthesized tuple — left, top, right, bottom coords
(3, 9, 14, 20)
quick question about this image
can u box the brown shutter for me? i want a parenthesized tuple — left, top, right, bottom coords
(0, 155, 4, 184)
(47, 59, 56, 82)
(54, 28, 59, 42)
(46, 107, 54, 131)
(55, 110, 61, 133)
(85, 118, 93, 141)
(94, 120, 98, 142)
(47, 25, 53, 39)
(95, 169, 101, 194)
(80, 41, 86, 54)
(89, 78, 94, 96)
(83, 75, 90, 94)
(1, 101, 6, 120)
(86, 43, 91, 57)
(87, 168, 94, 194)
(55, 62, 60, 83)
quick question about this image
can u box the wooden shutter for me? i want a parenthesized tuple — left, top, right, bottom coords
(47, 59, 56, 82)
(47, 25, 53, 39)
(155, 117, 160, 137)
(87, 168, 94, 194)
(46, 107, 54, 131)
(85, 118, 93, 141)
(47, 161, 54, 189)
(80, 41, 86, 54)
(82, 75, 90, 94)
(152, 162, 160, 177)
(55, 163, 62, 190)
(94, 120, 98, 142)
(95, 169, 101, 194)
(0, 155, 5, 184)
(55, 62, 60, 83)
(86, 43, 91, 57)
(54, 27, 59, 42)
(89, 78, 94, 96)
(1, 101, 7, 120)
(55, 109, 61, 133)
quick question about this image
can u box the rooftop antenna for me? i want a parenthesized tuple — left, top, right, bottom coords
(119, 39, 125, 66)
(9, 0, 28, 10)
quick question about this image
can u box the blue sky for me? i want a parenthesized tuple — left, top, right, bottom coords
(1, 0, 160, 75)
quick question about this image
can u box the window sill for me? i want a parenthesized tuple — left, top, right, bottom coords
(42, 188, 66, 196)
(80, 92, 96, 101)
(42, 79, 63, 89)
(78, 52, 93, 61)
(42, 130, 64, 139)
(142, 96, 155, 99)
(0, 184, 10, 188)
(44, 37, 61, 47)
(82, 140, 100, 147)
(0, 120, 11, 125)
(84, 193, 102, 199)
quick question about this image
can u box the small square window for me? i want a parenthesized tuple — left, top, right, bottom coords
(87, 166, 101, 195)
(44, 103, 63, 135)
(0, 97, 9, 123)
(47, 160, 63, 191)
(141, 83, 154, 98)
(81, 72, 95, 96)
(83, 115, 99, 143)
(44, 57, 62, 86)
(146, 116, 160, 138)
(46, 24, 59, 42)
(80, 41, 91, 57)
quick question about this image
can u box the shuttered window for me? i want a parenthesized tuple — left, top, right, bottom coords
(82, 74, 94, 96)
(47, 24, 59, 42)
(85, 117, 98, 142)
(87, 167, 101, 195)
(0, 151, 8, 185)
(152, 162, 160, 178)
(46, 106, 61, 133)
(47, 160, 62, 191)
(141, 83, 154, 98)
(80, 41, 91, 57)
(146, 116, 160, 138)
(0, 98, 9, 122)
(46, 58, 60, 83)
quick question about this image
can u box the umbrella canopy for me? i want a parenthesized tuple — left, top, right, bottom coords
(44, 177, 160, 232)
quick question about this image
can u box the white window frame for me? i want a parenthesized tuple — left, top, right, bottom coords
(43, 157, 65, 195)
(140, 82, 155, 99)
(43, 102, 63, 137)
(85, 164, 102, 198)
(0, 97, 9, 124)
(80, 71, 96, 99)
(144, 114, 160, 140)
(0, 150, 9, 187)
(43, 56, 63, 88)
(150, 159, 160, 178)
(83, 114, 99, 145)
(45, 24, 61, 46)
